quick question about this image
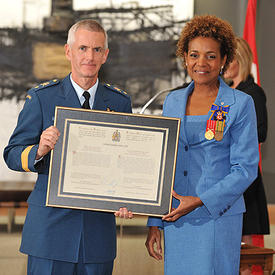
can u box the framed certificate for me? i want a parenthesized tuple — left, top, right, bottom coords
(46, 107, 180, 216)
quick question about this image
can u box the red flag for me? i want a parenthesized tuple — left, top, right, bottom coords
(243, 0, 260, 85)
(243, 1, 264, 274)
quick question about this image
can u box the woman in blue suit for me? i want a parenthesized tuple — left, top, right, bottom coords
(146, 15, 259, 275)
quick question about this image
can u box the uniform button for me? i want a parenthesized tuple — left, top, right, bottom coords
(185, 145, 188, 151)
(219, 212, 223, 216)
(184, 171, 188, 176)
(227, 205, 231, 210)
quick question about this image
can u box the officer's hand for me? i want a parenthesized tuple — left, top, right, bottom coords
(114, 207, 133, 219)
(36, 126, 60, 159)
(145, 226, 162, 260)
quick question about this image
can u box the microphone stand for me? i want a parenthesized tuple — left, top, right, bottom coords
(139, 88, 171, 114)
(139, 84, 188, 114)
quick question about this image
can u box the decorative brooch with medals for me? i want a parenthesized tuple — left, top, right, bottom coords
(205, 103, 229, 141)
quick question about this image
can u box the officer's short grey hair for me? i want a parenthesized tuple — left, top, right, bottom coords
(67, 19, 108, 49)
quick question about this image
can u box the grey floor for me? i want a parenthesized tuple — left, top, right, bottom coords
(1, 220, 275, 275)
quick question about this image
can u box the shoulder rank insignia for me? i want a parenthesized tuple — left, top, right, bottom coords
(205, 104, 229, 141)
(26, 95, 32, 100)
(32, 79, 60, 91)
(104, 83, 128, 96)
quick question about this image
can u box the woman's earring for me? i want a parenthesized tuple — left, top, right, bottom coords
(220, 66, 224, 75)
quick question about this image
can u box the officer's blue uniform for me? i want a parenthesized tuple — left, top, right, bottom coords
(4, 75, 132, 270)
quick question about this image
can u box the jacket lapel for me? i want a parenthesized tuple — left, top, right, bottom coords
(180, 83, 194, 145)
(57, 75, 82, 108)
(213, 77, 236, 136)
(93, 83, 108, 111)
(56, 77, 113, 111)
(177, 78, 236, 145)
(165, 82, 194, 145)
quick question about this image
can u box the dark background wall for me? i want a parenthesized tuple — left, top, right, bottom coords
(194, 0, 275, 203)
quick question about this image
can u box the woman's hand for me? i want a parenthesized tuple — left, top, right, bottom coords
(145, 226, 162, 260)
(162, 191, 203, 222)
(114, 207, 133, 219)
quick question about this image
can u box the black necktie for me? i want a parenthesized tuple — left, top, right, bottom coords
(82, 91, 90, 109)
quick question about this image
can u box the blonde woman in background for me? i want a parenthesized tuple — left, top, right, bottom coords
(224, 37, 269, 275)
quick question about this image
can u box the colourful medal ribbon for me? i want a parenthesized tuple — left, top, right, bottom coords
(205, 120, 216, 140)
(205, 103, 229, 141)
(215, 120, 225, 141)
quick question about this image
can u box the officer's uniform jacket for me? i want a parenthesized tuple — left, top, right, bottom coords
(4, 74, 132, 263)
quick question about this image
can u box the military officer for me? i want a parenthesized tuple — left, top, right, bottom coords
(4, 19, 133, 275)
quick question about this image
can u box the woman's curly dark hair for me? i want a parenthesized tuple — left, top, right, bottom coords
(177, 15, 236, 74)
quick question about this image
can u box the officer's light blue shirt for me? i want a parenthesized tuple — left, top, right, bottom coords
(70, 74, 98, 109)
